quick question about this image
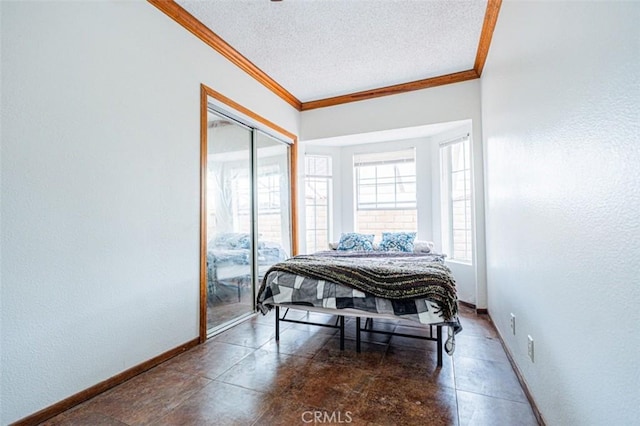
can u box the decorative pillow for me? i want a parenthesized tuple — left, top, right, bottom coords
(379, 232, 417, 252)
(413, 240, 435, 253)
(237, 234, 251, 249)
(212, 232, 246, 248)
(212, 232, 264, 249)
(336, 233, 375, 251)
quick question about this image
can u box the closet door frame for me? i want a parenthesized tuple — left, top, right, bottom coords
(199, 84, 298, 342)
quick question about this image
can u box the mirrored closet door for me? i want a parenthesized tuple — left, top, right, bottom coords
(204, 106, 292, 336)
(256, 131, 292, 281)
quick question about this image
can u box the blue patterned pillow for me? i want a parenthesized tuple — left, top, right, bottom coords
(213, 232, 246, 248)
(237, 234, 251, 249)
(337, 233, 375, 251)
(212, 233, 263, 249)
(379, 232, 417, 252)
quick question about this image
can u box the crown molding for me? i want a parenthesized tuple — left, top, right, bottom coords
(300, 69, 480, 111)
(148, 0, 302, 110)
(474, 0, 503, 76)
(150, 0, 501, 112)
(302, 0, 502, 111)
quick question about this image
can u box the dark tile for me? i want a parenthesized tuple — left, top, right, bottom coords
(285, 321, 341, 336)
(157, 381, 269, 425)
(206, 300, 253, 330)
(216, 348, 310, 393)
(458, 304, 476, 315)
(457, 390, 539, 426)
(378, 345, 455, 389)
(312, 337, 387, 372)
(453, 334, 509, 363)
(296, 311, 345, 326)
(278, 361, 374, 410)
(252, 399, 330, 426)
(213, 321, 277, 348)
(83, 366, 211, 425)
(457, 314, 498, 339)
(160, 340, 254, 379)
(42, 408, 128, 426)
(454, 356, 528, 403)
(284, 311, 345, 335)
(260, 327, 336, 358)
(351, 376, 459, 426)
(389, 325, 442, 351)
(251, 309, 277, 325)
(251, 307, 307, 327)
(46, 305, 537, 426)
(344, 318, 396, 344)
(256, 309, 341, 337)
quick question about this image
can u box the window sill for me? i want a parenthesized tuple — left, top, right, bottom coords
(445, 259, 473, 266)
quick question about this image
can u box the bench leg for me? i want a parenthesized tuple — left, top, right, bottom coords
(436, 325, 443, 367)
(356, 317, 362, 353)
(339, 316, 345, 351)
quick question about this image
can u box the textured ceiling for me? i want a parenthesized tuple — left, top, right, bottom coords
(176, 0, 488, 103)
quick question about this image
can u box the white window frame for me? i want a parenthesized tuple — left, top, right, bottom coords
(304, 155, 332, 253)
(257, 164, 282, 213)
(440, 135, 473, 264)
(354, 149, 417, 211)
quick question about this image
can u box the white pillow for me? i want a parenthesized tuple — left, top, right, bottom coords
(413, 240, 435, 253)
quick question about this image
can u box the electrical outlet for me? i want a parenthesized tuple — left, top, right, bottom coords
(510, 313, 516, 335)
(528, 335, 534, 362)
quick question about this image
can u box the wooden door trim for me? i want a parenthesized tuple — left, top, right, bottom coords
(200, 84, 298, 341)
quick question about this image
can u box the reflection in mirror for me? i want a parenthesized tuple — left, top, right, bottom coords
(204, 107, 293, 336)
(256, 131, 292, 283)
(206, 111, 254, 332)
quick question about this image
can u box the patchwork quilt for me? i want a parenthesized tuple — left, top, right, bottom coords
(257, 253, 462, 354)
(259, 252, 458, 320)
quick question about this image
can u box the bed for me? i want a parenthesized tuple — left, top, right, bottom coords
(257, 250, 462, 366)
(207, 233, 288, 302)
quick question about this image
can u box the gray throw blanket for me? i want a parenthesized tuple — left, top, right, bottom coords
(261, 253, 458, 321)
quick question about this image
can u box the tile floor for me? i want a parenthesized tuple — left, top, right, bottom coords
(43, 305, 540, 425)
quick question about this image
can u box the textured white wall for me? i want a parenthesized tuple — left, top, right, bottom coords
(0, 1, 298, 423)
(301, 80, 487, 308)
(482, 2, 640, 425)
(301, 80, 480, 142)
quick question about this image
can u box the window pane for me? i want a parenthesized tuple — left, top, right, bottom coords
(451, 143, 465, 171)
(397, 164, 416, 177)
(377, 164, 395, 178)
(354, 148, 416, 212)
(441, 138, 472, 262)
(358, 166, 376, 179)
(376, 183, 395, 198)
(305, 155, 332, 254)
(306, 155, 332, 178)
(451, 171, 466, 200)
(396, 189, 415, 203)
